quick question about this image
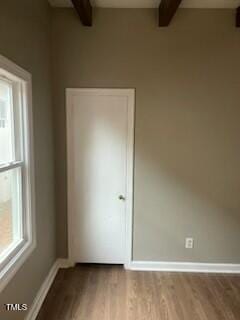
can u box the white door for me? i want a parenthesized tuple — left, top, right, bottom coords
(67, 89, 134, 265)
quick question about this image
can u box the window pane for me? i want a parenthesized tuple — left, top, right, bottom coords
(0, 168, 22, 257)
(0, 79, 14, 165)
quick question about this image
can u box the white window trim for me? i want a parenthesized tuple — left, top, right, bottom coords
(0, 54, 36, 293)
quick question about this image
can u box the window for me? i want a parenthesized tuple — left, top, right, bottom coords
(0, 55, 35, 292)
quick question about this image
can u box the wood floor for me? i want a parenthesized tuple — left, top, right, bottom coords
(37, 264, 240, 320)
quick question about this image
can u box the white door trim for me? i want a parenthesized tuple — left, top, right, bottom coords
(66, 88, 135, 268)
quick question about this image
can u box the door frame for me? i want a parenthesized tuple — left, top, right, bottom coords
(66, 88, 135, 269)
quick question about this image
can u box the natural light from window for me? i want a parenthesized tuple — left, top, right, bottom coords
(0, 54, 35, 292)
(0, 79, 22, 257)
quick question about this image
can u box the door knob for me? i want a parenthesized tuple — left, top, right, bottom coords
(118, 195, 126, 201)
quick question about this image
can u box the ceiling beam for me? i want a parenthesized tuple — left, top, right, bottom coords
(237, 7, 240, 27)
(71, 0, 92, 26)
(159, 0, 182, 27)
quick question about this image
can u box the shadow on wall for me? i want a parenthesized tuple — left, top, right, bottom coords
(133, 91, 240, 263)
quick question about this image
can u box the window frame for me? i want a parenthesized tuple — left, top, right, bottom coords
(0, 54, 36, 293)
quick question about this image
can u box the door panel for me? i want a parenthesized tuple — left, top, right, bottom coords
(69, 92, 128, 263)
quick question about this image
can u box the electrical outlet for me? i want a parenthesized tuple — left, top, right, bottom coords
(185, 237, 194, 249)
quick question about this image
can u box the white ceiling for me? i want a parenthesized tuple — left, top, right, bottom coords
(49, 0, 240, 9)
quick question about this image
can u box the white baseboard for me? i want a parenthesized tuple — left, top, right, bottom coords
(128, 261, 240, 274)
(58, 258, 75, 269)
(25, 259, 72, 320)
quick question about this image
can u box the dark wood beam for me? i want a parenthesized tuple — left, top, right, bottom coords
(237, 7, 240, 27)
(159, 0, 182, 27)
(71, 0, 92, 26)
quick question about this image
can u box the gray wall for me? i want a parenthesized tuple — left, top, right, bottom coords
(0, 1, 56, 319)
(52, 8, 240, 263)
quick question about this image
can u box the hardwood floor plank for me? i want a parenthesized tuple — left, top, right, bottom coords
(36, 265, 240, 320)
